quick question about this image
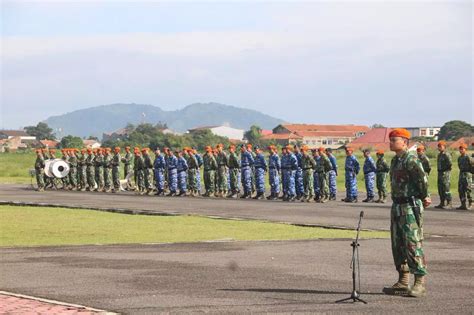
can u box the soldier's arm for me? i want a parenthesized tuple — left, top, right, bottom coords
(407, 156, 429, 200)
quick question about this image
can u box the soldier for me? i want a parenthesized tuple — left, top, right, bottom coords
(133, 147, 140, 189)
(342, 147, 360, 203)
(253, 146, 267, 200)
(375, 149, 390, 203)
(247, 143, 257, 196)
(34, 149, 45, 191)
(301, 145, 316, 202)
(457, 143, 472, 210)
(153, 148, 166, 196)
(143, 148, 154, 195)
(193, 148, 203, 195)
(68, 149, 78, 191)
(94, 148, 105, 192)
(326, 148, 338, 200)
(315, 147, 331, 203)
(216, 144, 228, 197)
(77, 149, 87, 191)
(227, 145, 240, 198)
(285, 145, 298, 201)
(294, 145, 304, 200)
(44, 149, 57, 189)
(362, 149, 377, 203)
(111, 147, 121, 193)
(435, 141, 452, 209)
(384, 128, 429, 298)
(186, 148, 199, 196)
(176, 150, 188, 196)
(135, 148, 145, 195)
(121, 146, 133, 190)
(203, 146, 218, 197)
(280, 147, 288, 199)
(312, 149, 321, 201)
(166, 149, 179, 196)
(267, 145, 281, 200)
(85, 148, 96, 191)
(416, 145, 431, 177)
(60, 149, 70, 189)
(240, 144, 255, 199)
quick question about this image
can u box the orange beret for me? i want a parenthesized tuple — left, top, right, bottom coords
(318, 147, 325, 152)
(459, 143, 468, 149)
(416, 145, 425, 151)
(246, 143, 252, 148)
(376, 149, 384, 155)
(438, 140, 446, 147)
(81, 149, 86, 153)
(345, 146, 353, 152)
(389, 128, 411, 139)
(49, 149, 56, 153)
(301, 145, 309, 151)
(35, 149, 42, 153)
(141, 148, 148, 152)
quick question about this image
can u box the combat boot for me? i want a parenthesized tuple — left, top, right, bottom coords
(434, 200, 445, 209)
(383, 268, 410, 295)
(445, 200, 453, 209)
(267, 193, 274, 200)
(408, 275, 426, 298)
(456, 201, 468, 210)
(375, 193, 382, 203)
(469, 200, 472, 210)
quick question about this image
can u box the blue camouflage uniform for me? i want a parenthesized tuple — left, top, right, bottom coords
(345, 155, 360, 200)
(153, 153, 166, 193)
(177, 156, 188, 193)
(313, 156, 321, 197)
(195, 152, 203, 193)
(295, 151, 304, 197)
(254, 152, 267, 194)
(167, 155, 178, 193)
(240, 150, 255, 195)
(269, 153, 281, 194)
(328, 154, 338, 198)
(363, 155, 377, 199)
(286, 152, 298, 198)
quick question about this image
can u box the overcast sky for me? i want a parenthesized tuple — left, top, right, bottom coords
(1, 0, 472, 129)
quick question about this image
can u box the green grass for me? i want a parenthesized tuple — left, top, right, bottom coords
(0, 205, 388, 247)
(0, 150, 466, 195)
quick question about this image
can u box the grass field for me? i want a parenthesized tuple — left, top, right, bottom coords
(0, 205, 388, 247)
(0, 150, 465, 195)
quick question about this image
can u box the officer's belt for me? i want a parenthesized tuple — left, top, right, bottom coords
(364, 171, 375, 175)
(392, 196, 421, 205)
(303, 167, 313, 170)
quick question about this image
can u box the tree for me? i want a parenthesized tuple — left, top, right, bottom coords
(244, 125, 262, 144)
(438, 120, 474, 141)
(25, 122, 56, 140)
(59, 135, 83, 148)
(371, 123, 385, 128)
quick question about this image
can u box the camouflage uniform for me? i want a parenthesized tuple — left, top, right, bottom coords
(68, 153, 78, 190)
(61, 153, 70, 189)
(344, 154, 360, 201)
(302, 152, 316, 201)
(216, 151, 228, 196)
(203, 152, 218, 196)
(376, 155, 390, 202)
(363, 155, 377, 201)
(86, 152, 96, 190)
(254, 151, 267, 197)
(153, 153, 166, 194)
(390, 150, 428, 277)
(268, 152, 281, 198)
(122, 151, 133, 187)
(458, 154, 472, 209)
(417, 153, 431, 176)
(240, 150, 255, 197)
(111, 152, 121, 192)
(143, 153, 153, 192)
(437, 151, 452, 207)
(187, 153, 199, 195)
(166, 154, 179, 195)
(328, 153, 338, 199)
(34, 154, 45, 191)
(77, 152, 87, 190)
(177, 155, 188, 195)
(285, 151, 298, 200)
(294, 150, 304, 198)
(195, 152, 203, 194)
(135, 154, 145, 194)
(228, 151, 240, 197)
(94, 153, 104, 191)
(315, 153, 331, 202)
(103, 153, 112, 192)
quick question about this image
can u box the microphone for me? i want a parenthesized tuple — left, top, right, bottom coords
(360, 211, 364, 218)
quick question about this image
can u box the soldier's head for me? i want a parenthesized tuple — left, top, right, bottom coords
(318, 147, 325, 155)
(35, 149, 42, 156)
(301, 145, 309, 155)
(293, 145, 300, 153)
(155, 148, 161, 155)
(246, 143, 253, 151)
(416, 145, 425, 154)
(177, 150, 182, 157)
(437, 140, 446, 152)
(105, 148, 112, 155)
(281, 147, 287, 154)
(205, 146, 212, 154)
(187, 148, 194, 156)
(240, 144, 246, 153)
(125, 146, 131, 152)
(114, 147, 120, 154)
(87, 148, 92, 154)
(81, 148, 86, 155)
(229, 144, 235, 153)
(134, 149, 140, 156)
(363, 149, 371, 158)
(345, 147, 353, 156)
(285, 145, 293, 153)
(49, 149, 56, 156)
(376, 149, 384, 157)
(255, 146, 261, 154)
(326, 148, 333, 155)
(216, 144, 223, 152)
(459, 143, 467, 155)
(389, 128, 410, 153)
(141, 148, 148, 155)
(312, 149, 319, 157)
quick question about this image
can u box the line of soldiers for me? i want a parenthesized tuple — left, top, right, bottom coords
(33, 141, 472, 209)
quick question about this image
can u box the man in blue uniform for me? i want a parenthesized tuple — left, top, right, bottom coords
(153, 148, 166, 196)
(177, 150, 188, 196)
(253, 146, 267, 200)
(267, 145, 281, 200)
(294, 145, 304, 200)
(342, 146, 360, 202)
(326, 148, 338, 200)
(166, 149, 179, 196)
(240, 144, 255, 199)
(363, 149, 377, 202)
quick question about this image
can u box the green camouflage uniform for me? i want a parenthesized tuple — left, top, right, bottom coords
(112, 152, 121, 191)
(376, 156, 390, 200)
(86, 153, 96, 190)
(437, 151, 452, 204)
(61, 154, 70, 188)
(228, 151, 240, 195)
(187, 153, 199, 194)
(316, 153, 331, 200)
(390, 150, 428, 276)
(68, 154, 78, 189)
(103, 153, 112, 191)
(94, 154, 104, 191)
(143, 153, 153, 191)
(77, 153, 87, 190)
(34, 154, 45, 190)
(203, 152, 217, 195)
(216, 151, 228, 195)
(458, 154, 472, 207)
(417, 153, 431, 176)
(302, 152, 316, 199)
(122, 151, 133, 180)
(135, 154, 145, 193)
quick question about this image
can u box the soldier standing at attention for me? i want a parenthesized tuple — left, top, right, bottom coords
(142, 148, 153, 195)
(317, 147, 332, 203)
(301, 145, 316, 202)
(435, 141, 452, 209)
(153, 148, 166, 196)
(416, 145, 431, 177)
(326, 148, 338, 200)
(280, 147, 289, 200)
(68, 149, 78, 191)
(457, 143, 472, 210)
(375, 150, 390, 203)
(94, 148, 104, 192)
(133, 147, 140, 190)
(293, 145, 304, 200)
(342, 147, 360, 203)
(77, 149, 87, 191)
(384, 128, 429, 298)
(246, 143, 257, 197)
(312, 149, 321, 201)
(34, 149, 45, 191)
(216, 144, 228, 198)
(193, 148, 203, 195)
(240, 144, 255, 199)
(44, 149, 56, 189)
(227, 145, 240, 198)
(186, 148, 199, 196)
(203, 146, 218, 197)
(103, 148, 113, 192)
(362, 149, 377, 203)
(135, 148, 145, 195)
(85, 148, 96, 191)
(253, 146, 267, 200)
(60, 149, 70, 189)
(111, 147, 121, 193)
(267, 145, 281, 200)
(286, 145, 298, 202)
(166, 149, 179, 196)
(121, 146, 133, 189)
(177, 150, 188, 196)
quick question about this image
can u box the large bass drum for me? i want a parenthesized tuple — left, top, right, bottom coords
(44, 159, 70, 178)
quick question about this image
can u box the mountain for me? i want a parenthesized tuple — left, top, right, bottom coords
(43, 102, 285, 138)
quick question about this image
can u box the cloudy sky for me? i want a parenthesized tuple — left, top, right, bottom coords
(1, 0, 472, 129)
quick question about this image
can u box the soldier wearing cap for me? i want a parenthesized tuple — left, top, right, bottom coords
(153, 148, 166, 196)
(283, 145, 298, 202)
(457, 143, 472, 210)
(435, 140, 452, 209)
(375, 149, 390, 203)
(267, 145, 281, 200)
(122, 146, 133, 189)
(186, 148, 199, 196)
(135, 148, 146, 195)
(111, 147, 121, 193)
(202, 146, 218, 197)
(384, 128, 430, 298)
(34, 149, 46, 191)
(216, 144, 228, 197)
(85, 148, 96, 191)
(239, 144, 255, 199)
(227, 145, 240, 198)
(314, 147, 332, 203)
(176, 150, 188, 196)
(133, 147, 140, 189)
(326, 148, 338, 200)
(60, 149, 70, 189)
(293, 145, 304, 200)
(44, 149, 57, 189)
(68, 149, 78, 191)
(193, 148, 203, 195)
(142, 148, 154, 195)
(416, 145, 431, 177)
(253, 146, 267, 200)
(94, 148, 105, 192)
(342, 146, 360, 203)
(246, 143, 257, 196)
(362, 148, 377, 203)
(301, 145, 316, 202)
(78, 148, 87, 191)
(166, 149, 179, 196)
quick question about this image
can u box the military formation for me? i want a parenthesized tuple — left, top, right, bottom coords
(34, 141, 472, 210)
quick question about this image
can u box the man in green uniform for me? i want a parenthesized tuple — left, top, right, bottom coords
(457, 143, 472, 210)
(315, 147, 331, 203)
(301, 145, 316, 202)
(435, 141, 452, 209)
(121, 146, 133, 190)
(111, 147, 121, 193)
(94, 148, 105, 192)
(384, 128, 430, 298)
(227, 144, 240, 198)
(34, 149, 45, 191)
(216, 144, 228, 197)
(416, 145, 431, 177)
(85, 148, 96, 191)
(77, 149, 87, 191)
(135, 148, 146, 195)
(186, 148, 199, 196)
(103, 148, 113, 192)
(142, 148, 154, 195)
(375, 149, 390, 203)
(203, 146, 217, 197)
(60, 149, 70, 189)
(68, 149, 78, 191)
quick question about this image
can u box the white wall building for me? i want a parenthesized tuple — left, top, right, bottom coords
(188, 125, 244, 141)
(404, 127, 441, 139)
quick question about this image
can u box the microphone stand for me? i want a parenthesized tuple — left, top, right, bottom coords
(335, 211, 367, 304)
